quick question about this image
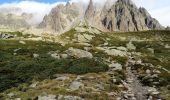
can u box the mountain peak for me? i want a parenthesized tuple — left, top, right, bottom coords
(117, 0, 133, 5)
(38, 0, 164, 33)
(84, 0, 95, 25)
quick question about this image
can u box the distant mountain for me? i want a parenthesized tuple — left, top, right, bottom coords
(0, 13, 30, 29)
(39, 0, 164, 33)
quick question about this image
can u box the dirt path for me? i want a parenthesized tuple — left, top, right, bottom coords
(126, 66, 148, 100)
(119, 58, 149, 100)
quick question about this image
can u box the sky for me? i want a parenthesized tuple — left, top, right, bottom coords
(0, 0, 169, 26)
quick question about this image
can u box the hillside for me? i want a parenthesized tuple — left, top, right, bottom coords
(0, 27, 170, 99)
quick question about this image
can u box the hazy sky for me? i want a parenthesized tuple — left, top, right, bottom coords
(0, 0, 169, 26)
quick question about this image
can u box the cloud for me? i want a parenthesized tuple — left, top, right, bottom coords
(149, 6, 170, 27)
(0, 0, 66, 26)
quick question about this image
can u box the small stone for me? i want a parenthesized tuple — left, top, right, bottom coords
(19, 41, 26, 44)
(33, 54, 39, 58)
(165, 44, 170, 48)
(60, 54, 68, 59)
(51, 53, 60, 59)
(56, 76, 70, 81)
(147, 48, 154, 54)
(95, 84, 104, 90)
(146, 69, 151, 74)
(109, 62, 122, 71)
(30, 82, 39, 88)
(38, 94, 56, 100)
(7, 93, 15, 97)
(15, 98, 21, 100)
(126, 41, 136, 50)
(151, 91, 160, 95)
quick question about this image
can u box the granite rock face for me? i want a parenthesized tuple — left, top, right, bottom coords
(101, 0, 164, 32)
(39, 0, 164, 33)
(38, 3, 80, 33)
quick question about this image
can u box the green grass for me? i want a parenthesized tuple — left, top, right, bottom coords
(0, 40, 108, 92)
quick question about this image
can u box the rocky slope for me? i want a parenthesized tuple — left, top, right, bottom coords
(0, 27, 170, 100)
(39, 0, 164, 33)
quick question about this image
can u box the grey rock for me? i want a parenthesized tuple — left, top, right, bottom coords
(69, 81, 84, 91)
(38, 94, 56, 100)
(0, 33, 15, 39)
(19, 41, 26, 44)
(33, 53, 39, 58)
(56, 76, 70, 81)
(15, 98, 21, 100)
(7, 93, 15, 98)
(63, 95, 84, 100)
(109, 62, 123, 70)
(66, 47, 93, 58)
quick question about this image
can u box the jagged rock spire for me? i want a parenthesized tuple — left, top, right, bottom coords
(84, 0, 94, 20)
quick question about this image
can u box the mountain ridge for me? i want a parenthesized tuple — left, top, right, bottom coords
(38, 0, 164, 33)
(0, 0, 165, 34)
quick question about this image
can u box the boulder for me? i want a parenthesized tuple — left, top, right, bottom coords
(60, 54, 68, 59)
(109, 62, 122, 70)
(126, 41, 136, 50)
(63, 95, 84, 100)
(33, 53, 39, 58)
(38, 94, 56, 100)
(66, 47, 93, 58)
(19, 41, 26, 44)
(0, 33, 15, 39)
(69, 81, 84, 91)
(105, 49, 128, 57)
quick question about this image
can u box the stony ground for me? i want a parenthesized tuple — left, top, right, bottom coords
(0, 27, 170, 100)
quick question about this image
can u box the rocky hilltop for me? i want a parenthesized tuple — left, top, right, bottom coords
(39, 0, 164, 33)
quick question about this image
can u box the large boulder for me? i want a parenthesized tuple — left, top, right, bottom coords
(66, 47, 93, 58)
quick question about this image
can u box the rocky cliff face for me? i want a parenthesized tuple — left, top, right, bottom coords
(39, 0, 164, 33)
(38, 3, 81, 33)
(101, 0, 164, 31)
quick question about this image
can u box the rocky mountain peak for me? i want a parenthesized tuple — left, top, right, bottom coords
(38, 0, 164, 33)
(84, 0, 95, 21)
(117, 0, 133, 5)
